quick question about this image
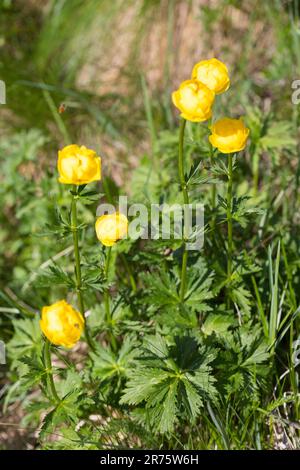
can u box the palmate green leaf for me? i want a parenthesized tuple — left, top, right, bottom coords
(25, 400, 52, 420)
(234, 252, 261, 277)
(87, 297, 133, 337)
(8, 316, 42, 370)
(92, 348, 120, 380)
(162, 305, 198, 336)
(39, 207, 73, 239)
(231, 284, 252, 317)
(41, 427, 90, 450)
(216, 324, 270, 401)
(77, 189, 104, 205)
(142, 258, 214, 318)
(232, 196, 264, 228)
(242, 342, 269, 366)
(238, 325, 270, 366)
(82, 266, 106, 292)
(259, 120, 296, 152)
(35, 263, 75, 289)
(39, 402, 75, 441)
(121, 319, 153, 335)
(91, 336, 138, 381)
(247, 107, 296, 165)
(141, 268, 214, 331)
(19, 355, 46, 390)
(218, 194, 263, 227)
(217, 194, 227, 211)
(56, 369, 83, 397)
(141, 269, 179, 308)
(39, 407, 61, 440)
(143, 333, 169, 359)
(120, 368, 171, 405)
(40, 389, 87, 440)
(211, 157, 237, 177)
(150, 381, 178, 434)
(121, 335, 218, 434)
(186, 162, 219, 188)
(201, 312, 236, 337)
(184, 259, 214, 311)
(186, 368, 218, 399)
(180, 378, 203, 420)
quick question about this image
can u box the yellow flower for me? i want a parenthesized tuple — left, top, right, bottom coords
(209, 117, 250, 154)
(40, 300, 84, 348)
(172, 79, 215, 122)
(58, 144, 101, 185)
(95, 212, 128, 247)
(192, 58, 230, 95)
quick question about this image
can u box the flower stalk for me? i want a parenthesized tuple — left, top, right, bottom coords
(44, 339, 60, 403)
(104, 246, 112, 323)
(226, 153, 233, 300)
(104, 246, 117, 350)
(71, 185, 94, 350)
(178, 118, 189, 302)
(208, 117, 216, 230)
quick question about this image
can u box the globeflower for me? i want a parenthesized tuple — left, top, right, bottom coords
(192, 58, 230, 95)
(95, 212, 128, 247)
(172, 79, 215, 122)
(57, 144, 101, 185)
(40, 300, 84, 348)
(209, 117, 250, 154)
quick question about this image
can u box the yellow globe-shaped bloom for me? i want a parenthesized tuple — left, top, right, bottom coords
(192, 58, 230, 95)
(172, 79, 215, 122)
(95, 212, 128, 247)
(209, 117, 250, 154)
(58, 144, 101, 185)
(40, 300, 84, 348)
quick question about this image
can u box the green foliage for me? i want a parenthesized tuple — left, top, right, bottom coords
(1, 0, 300, 452)
(121, 335, 218, 434)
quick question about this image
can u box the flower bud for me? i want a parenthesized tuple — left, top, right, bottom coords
(172, 79, 215, 122)
(58, 144, 101, 185)
(192, 58, 230, 95)
(95, 212, 128, 247)
(40, 300, 84, 348)
(209, 117, 250, 154)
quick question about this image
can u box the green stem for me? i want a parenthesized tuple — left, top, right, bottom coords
(178, 119, 189, 206)
(105, 247, 112, 289)
(209, 146, 216, 234)
(44, 339, 60, 403)
(178, 119, 189, 302)
(226, 153, 233, 303)
(71, 185, 94, 350)
(208, 118, 216, 213)
(104, 246, 117, 351)
(180, 249, 188, 302)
